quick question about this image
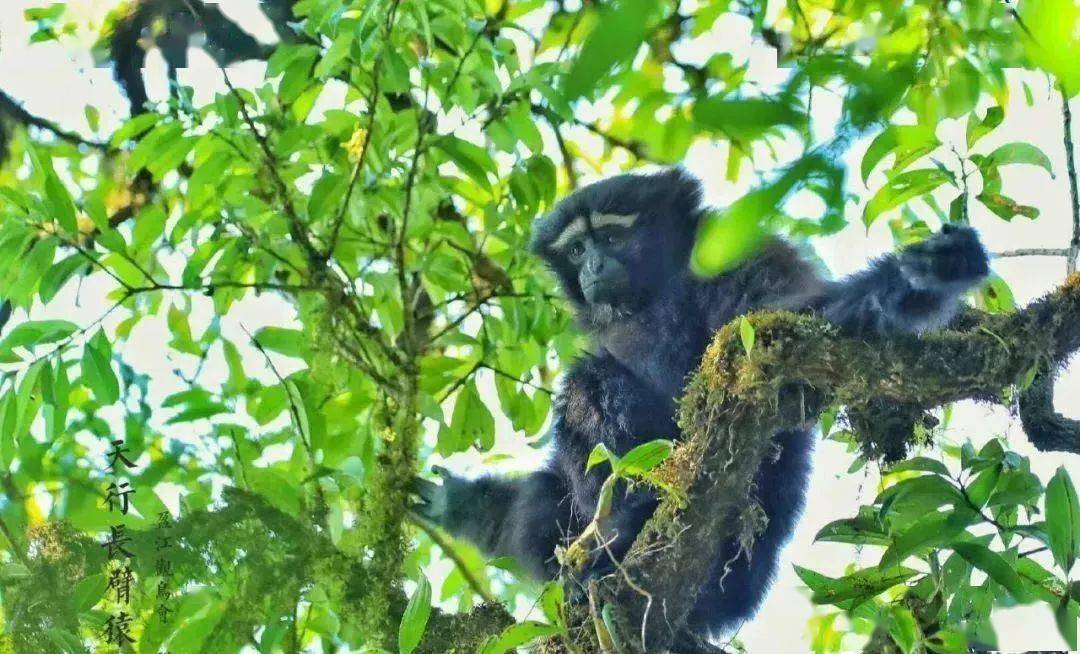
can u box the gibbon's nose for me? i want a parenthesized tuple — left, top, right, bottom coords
(584, 251, 605, 275)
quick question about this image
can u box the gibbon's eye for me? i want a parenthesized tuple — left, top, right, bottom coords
(568, 241, 585, 259)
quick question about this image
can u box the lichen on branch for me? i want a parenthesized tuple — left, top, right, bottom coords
(567, 274, 1080, 653)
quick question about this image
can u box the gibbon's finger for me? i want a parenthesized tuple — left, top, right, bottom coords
(409, 476, 443, 504)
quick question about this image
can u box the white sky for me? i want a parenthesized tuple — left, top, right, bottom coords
(1, 0, 1079, 651)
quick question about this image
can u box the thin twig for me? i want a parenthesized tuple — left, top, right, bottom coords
(1061, 85, 1079, 274)
(993, 248, 1070, 258)
(325, 0, 401, 257)
(409, 512, 500, 604)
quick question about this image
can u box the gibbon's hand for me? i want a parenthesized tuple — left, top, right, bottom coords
(410, 466, 459, 525)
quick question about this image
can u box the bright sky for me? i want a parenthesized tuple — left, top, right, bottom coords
(1, 0, 1079, 650)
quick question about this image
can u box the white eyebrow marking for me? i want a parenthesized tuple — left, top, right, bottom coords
(549, 212, 638, 251)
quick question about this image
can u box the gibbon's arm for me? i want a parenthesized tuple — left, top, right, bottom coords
(413, 467, 571, 579)
(414, 354, 674, 580)
(813, 225, 990, 335)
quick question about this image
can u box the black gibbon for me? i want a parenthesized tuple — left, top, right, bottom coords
(415, 168, 990, 637)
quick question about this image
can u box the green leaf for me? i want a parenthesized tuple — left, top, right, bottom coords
(45, 629, 84, 654)
(109, 112, 159, 146)
(966, 464, 1001, 509)
(860, 125, 939, 185)
(1045, 466, 1080, 574)
(480, 621, 561, 654)
(132, 205, 167, 251)
(72, 572, 107, 612)
(433, 136, 496, 192)
(976, 192, 1040, 221)
(44, 175, 78, 234)
(863, 169, 951, 227)
(0, 320, 77, 352)
(1018, 0, 1080, 97)
(876, 475, 963, 517)
(8, 237, 57, 305)
(562, 0, 658, 100)
(0, 395, 15, 467)
(438, 382, 495, 455)
(81, 336, 119, 405)
(888, 605, 921, 654)
(586, 443, 615, 471)
(814, 515, 890, 546)
(925, 628, 968, 654)
(247, 468, 301, 516)
(1055, 598, 1078, 649)
(692, 156, 824, 274)
(399, 575, 432, 654)
(797, 565, 919, 606)
(27, 145, 78, 234)
(314, 29, 355, 78)
(0, 562, 30, 582)
(38, 254, 85, 303)
(693, 97, 806, 141)
(254, 327, 309, 359)
(986, 470, 1043, 508)
(951, 542, 1029, 601)
(307, 172, 347, 221)
(739, 316, 755, 356)
(966, 106, 1004, 149)
(886, 457, 950, 477)
(616, 439, 673, 476)
(984, 142, 1054, 177)
(539, 582, 565, 626)
(879, 509, 975, 569)
(942, 58, 980, 119)
(84, 105, 100, 131)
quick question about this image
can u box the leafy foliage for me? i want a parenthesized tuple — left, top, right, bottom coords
(0, 0, 1076, 652)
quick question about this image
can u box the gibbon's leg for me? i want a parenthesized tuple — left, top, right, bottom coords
(815, 225, 989, 335)
(686, 428, 816, 635)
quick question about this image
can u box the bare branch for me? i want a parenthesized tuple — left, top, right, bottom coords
(0, 89, 108, 150)
(994, 248, 1070, 258)
(1061, 86, 1080, 274)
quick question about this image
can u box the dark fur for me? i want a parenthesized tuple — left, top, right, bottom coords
(416, 168, 989, 637)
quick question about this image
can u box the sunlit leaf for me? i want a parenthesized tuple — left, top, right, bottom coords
(399, 575, 432, 654)
(616, 439, 673, 475)
(952, 542, 1030, 602)
(1045, 466, 1080, 574)
(562, 0, 658, 100)
(861, 125, 939, 185)
(1018, 0, 1080, 96)
(863, 169, 951, 227)
(983, 142, 1054, 177)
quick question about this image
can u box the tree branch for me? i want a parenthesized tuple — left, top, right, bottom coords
(994, 248, 1070, 258)
(574, 274, 1080, 652)
(1061, 86, 1079, 274)
(0, 88, 108, 150)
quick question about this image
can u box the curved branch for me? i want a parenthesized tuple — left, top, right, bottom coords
(1019, 364, 1080, 453)
(581, 273, 1080, 652)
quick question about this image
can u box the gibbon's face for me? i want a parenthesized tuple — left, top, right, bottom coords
(547, 212, 640, 307)
(530, 169, 705, 326)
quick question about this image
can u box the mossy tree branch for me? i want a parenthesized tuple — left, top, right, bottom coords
(563, 274, 1080, 653)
